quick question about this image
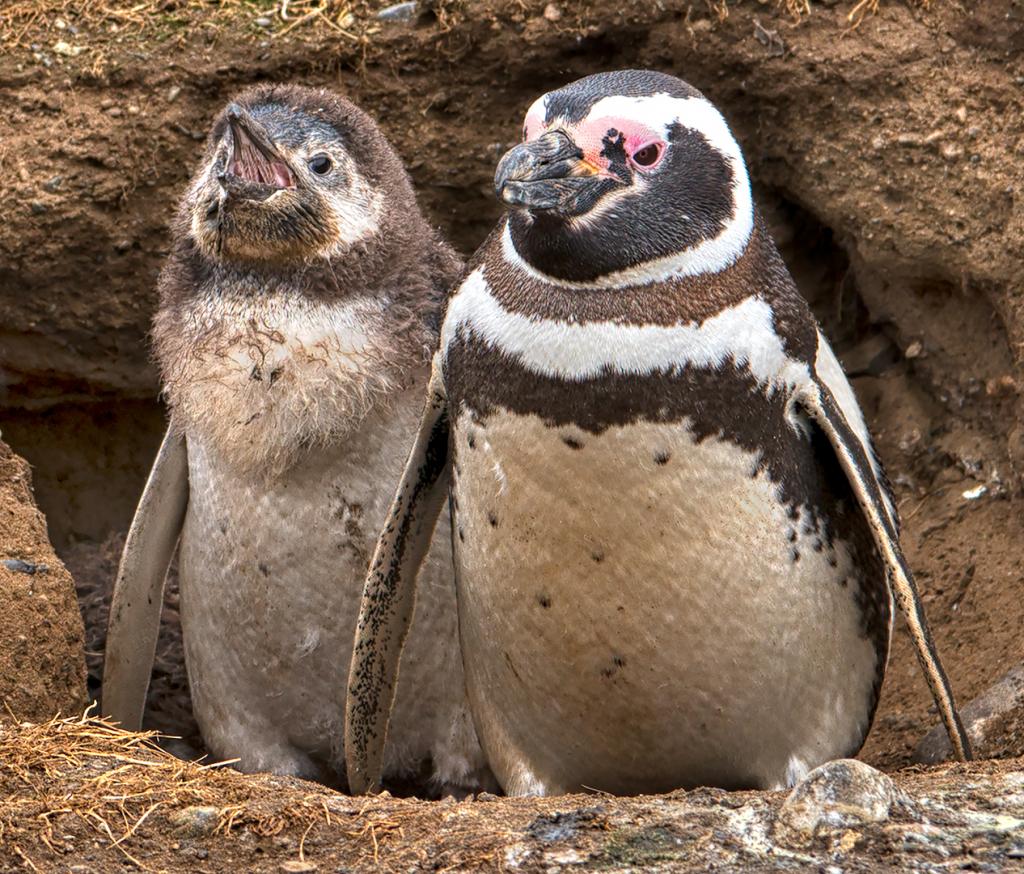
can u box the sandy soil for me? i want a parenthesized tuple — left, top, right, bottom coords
(0, 440, 86, 723)
(1, 715, 1022, 873)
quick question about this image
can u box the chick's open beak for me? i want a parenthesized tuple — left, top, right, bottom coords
(219, 105, 296, 198)
(494, 130, 603, 213)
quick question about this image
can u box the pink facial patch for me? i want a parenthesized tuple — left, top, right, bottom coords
(572, 116, 665, 171)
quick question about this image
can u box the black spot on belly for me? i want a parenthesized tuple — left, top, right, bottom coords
(468, 434, 476, 449)
(537, 594, 552, 609)
(258, 562, 270, 577)
(488, 511, 498, 527)
(790, 548, 800, 563)
(458, 527, 465, 543)
(562, 435, 584, 450)
(601, 655, 626, 679)
(788, 529, 798, 543)
(591, 550, 605, 563)
(654, 451, 671, 465)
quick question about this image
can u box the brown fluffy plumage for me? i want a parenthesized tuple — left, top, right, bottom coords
(152, 84, 462, 475)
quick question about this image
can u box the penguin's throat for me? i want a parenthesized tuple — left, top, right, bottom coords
(153, 292, 422, 476)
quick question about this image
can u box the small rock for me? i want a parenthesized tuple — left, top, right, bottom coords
(377, 2, 417, 22)
(905, 340, 924, 359)
(985, 375, 1017, 397)
(896, 133, 924, 147)
(954, 105, 968, 123)
(543, 3, 563, 22)
(170, 806, 221, 837)
(52, 40, 84, 57)
(915, 664, 1024, 763)
(775, 760, 895, 848)
(43, 175, 63, 193)
(280, 861, 317, 872)
(127, 104, 140, 115)
(99, 97, 114, 109)
(941, 142, 964, 161)
(29, 202, 47, 215)
(255, 16, 273, 27)
(167, 85, 182, 103)
(106, 107, 123, 117)
(962, 484, 988, 500)
(3, 559, 43, 575)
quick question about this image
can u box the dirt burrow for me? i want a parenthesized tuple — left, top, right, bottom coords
(0, 439, 86, 722)
(1, 0, 1023, 774)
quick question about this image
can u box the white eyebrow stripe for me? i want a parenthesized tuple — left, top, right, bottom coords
(584, 94, 742, 161)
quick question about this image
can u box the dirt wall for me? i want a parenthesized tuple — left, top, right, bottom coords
(0, 439, 86, 721)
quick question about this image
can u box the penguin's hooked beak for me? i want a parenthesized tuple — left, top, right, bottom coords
(218, 105, 296, 201)
(494, 130, 606, 214)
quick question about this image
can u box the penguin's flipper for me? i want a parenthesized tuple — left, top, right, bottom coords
(345, 355, 452, 794)
(102, 425, 189, 731)
(796, 351, 971, 762)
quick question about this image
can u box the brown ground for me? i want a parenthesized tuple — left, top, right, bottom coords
(1, 714, 1022, 873)
(0, 0, 1023, 868)
(0, 440, 86, 723)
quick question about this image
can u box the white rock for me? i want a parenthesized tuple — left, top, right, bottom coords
(775, 759, 895, 847)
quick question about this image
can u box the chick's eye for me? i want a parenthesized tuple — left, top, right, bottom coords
(308, 154, 332, 175)
(631, 143, 663, 168)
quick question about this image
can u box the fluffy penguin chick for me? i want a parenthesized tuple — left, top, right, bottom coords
(103, 84, 488, 792)
(346, 69, 971, 797)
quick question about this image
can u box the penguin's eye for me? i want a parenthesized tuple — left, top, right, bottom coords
(308, 154, 333, 175)
(630, 142, 663, 168)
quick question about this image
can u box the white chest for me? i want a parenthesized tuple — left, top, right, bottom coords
(448, 408, 881, 794)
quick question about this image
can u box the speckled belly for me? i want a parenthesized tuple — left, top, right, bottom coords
(177, 389, 474, 783)
(450, 409, 883, 795)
